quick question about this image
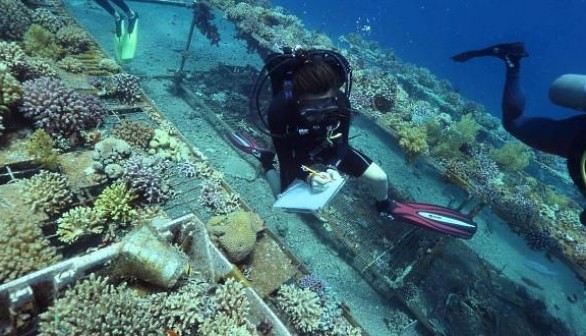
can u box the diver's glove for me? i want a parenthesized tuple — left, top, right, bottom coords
(307, 172, 332, 192)
(325, 167, 342, 181)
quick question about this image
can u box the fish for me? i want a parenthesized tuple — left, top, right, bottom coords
(166, 329, 178, 336)
(520, 276, 544, 290)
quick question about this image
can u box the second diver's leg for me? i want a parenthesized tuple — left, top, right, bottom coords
(94, 0, 117, 16)
(108, 0, 133, 15)
(500, 56, 578, 156)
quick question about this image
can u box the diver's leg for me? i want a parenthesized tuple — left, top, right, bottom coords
(337, 148, 394, 217)
(264, 169, 281, 198)
(108, 0, 132, 15)
(94, 0, 124, 36)
(94, 0, 117, 16)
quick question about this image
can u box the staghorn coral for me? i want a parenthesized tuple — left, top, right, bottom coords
(19, 77, 108, 140)
(94, 182, 138, 224)
(199, 313, 255, 336)
(213, 277, 251, 324)
(56, 206, 106, 244)
(55, 26, 91, 54)
(22, 170, 73, 215)
(111, 119, 154, 148)
(26, 129, 60, 170)
(57, 56, 84, 73)
(0, 216, 61, 284)
(276, 284, 324, 333)
(32, 8, 64, 33)
(206, 210, 264, 262)
(23, 24, 64, 59)
(38, 274, 161, 335)
(121, 155, 174, 203)
(0, 0, 33, 40)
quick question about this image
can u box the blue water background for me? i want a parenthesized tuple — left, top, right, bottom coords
(273, 0, 586, 120)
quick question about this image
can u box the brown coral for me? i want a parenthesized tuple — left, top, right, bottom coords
(206, 210, 264, 262)
(111, 119, 155, 149)
(0, 215, 61, 284)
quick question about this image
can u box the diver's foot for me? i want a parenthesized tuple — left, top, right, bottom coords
(451, 42, 528, 68)
(227, 130, 275, 169)
(127, 11, 138, 35)
(115, 13, 124, 38)
(376, 198, 396, 221)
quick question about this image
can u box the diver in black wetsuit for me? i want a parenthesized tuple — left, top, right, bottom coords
(451, 42, 586, 225)
(230, 48, 478, 239)
(262, 54, 395, 217)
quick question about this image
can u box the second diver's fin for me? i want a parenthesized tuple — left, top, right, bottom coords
(450, 42, 529, 63)
(388, 201, 477, 239)
(120, 13, 139, 62)
(114, 18, 126, 61)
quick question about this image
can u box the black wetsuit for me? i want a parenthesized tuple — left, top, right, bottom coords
(94, 0, 132, 16)
(268, 90, 372, 192)
(503, 66, 586, 158)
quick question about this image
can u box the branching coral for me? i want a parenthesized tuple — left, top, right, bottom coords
(56, 206, 106, 244)
(92, 137, 132, 179)
(111, 119, 155, 148)
(0, 41, 28, 79)
(22, 170, 73, 215)
(98, 73, 142, 103)
(206, 210, 263, 262)
(276, 284, 324, 333)
(158, 277, 215, 334)
(0, 216, 61, 285)
(97, 58, 121, 73)
(55, 26, 91, 54)
(0, 0, 33, 40)
(121, 155, 174, 203)
(57, 56, 84, 73)
(26, 129, 60, 170)
(19, 77, 108, 141)
(32, 8, 64, 33)
(0, 62, 22, 134)
(22, 56, 57, 79)
(38, 274, 162, 335)
(94, 182, 138, 224)
(199, 179, 241, 215)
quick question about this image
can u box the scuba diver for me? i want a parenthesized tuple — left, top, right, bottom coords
(451, 42, 586, 226)
(94, 0, 139, 61)
(229, 48, 477, 239)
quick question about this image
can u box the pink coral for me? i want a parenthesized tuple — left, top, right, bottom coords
(19, 77, 108, 141)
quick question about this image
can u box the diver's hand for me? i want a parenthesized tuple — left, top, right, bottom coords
(325, 168, 342, 181)
(308, 173, 332, 192)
